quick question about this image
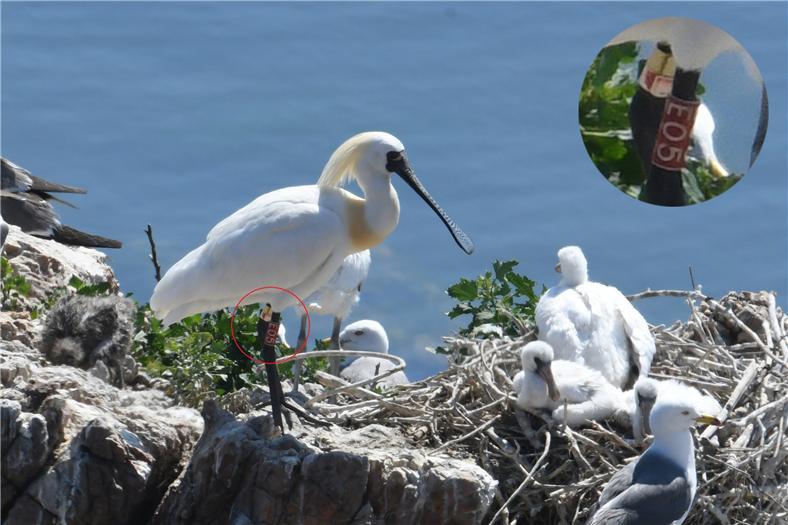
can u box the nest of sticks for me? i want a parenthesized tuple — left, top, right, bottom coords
(314, 290, 788, 524)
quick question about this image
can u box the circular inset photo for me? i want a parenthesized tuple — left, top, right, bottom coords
(579, 17, 768, 206)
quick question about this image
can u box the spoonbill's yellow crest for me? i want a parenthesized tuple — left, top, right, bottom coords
(150, 131, 474, 326)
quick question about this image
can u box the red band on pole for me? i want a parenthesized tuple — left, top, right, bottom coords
(651, 96, 700, 171)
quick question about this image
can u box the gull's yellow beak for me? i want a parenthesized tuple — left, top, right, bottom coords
(695, 415, 722, 426)
(709, 159, 729, 179)
(554, 263, 561, 273)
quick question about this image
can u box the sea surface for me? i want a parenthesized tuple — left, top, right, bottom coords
(2, 2, 786, 380)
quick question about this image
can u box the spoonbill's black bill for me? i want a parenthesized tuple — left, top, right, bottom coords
(386, 151, 474, 255)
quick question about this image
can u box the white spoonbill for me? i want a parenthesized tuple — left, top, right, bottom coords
(535, 246, 656, 390)
(626, 377, 722, 443)
(150, 131, 473, 429)
(338, 319, 409, 389)
(291, 249, 372, 388)
(512, 341, 624, 428)
(590, 391, 721, 525)
(150, 131, 473, 325)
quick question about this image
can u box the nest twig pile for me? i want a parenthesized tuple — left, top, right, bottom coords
(315, 290, 788, 524)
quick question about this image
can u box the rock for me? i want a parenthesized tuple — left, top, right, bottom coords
(152, 402, 497, 525)
(1, 339, 203, 524)
(2, 226, 118, 305)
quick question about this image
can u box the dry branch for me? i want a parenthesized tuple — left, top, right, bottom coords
(291, 290, 788, 523)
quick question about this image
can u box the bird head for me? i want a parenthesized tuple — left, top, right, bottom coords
(555, 245, 588, 286)
(649, 392, 722, 437)
(521, 341, 561, 401)
(635, 377, 659, 436)
(318, 132, 474, 255)
(339, 319, 389, 354)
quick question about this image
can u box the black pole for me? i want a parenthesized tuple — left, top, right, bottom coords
(630, 42, 674, 177)
(642, 67, 701, 206)
(258, 309, 284, 431)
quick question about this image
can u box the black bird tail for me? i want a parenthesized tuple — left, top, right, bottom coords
(30, 175, 87, 194)
(52, 225, 122, 249)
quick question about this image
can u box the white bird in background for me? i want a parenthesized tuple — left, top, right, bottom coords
(691, 102, 729, 178)
(338, 320, 409, 389)
(590, 391, 721, 525)
(535, 246, 656, 390)
(512, 341, 624, 428)
(292, 250, 371, 387)
(1, 214, 8, 248)
(150, 131, 473, 326)
(626, 377, 722, 443)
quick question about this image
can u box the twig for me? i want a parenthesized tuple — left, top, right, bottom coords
(144, 224, 162, 282)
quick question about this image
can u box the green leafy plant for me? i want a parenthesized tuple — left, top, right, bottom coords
(446, 260, 542, 338)
(132, 303, 329, 407)
(1, 256, 32, 310)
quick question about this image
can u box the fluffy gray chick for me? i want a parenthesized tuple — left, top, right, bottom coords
(40, 294, 136, 387)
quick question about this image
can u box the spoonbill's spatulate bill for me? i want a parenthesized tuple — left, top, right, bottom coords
(150, 131, 473, 327)
(627, 377, 722, 443)
(512, 341, 624, 428)
(1, 158, 122, 248)
(535, 246, 656, 390)
(338, 320, 409, 389)
(590, 392, 721, 525)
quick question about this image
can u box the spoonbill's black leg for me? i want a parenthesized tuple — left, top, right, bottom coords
(642, 67, 701, 206)
(258, 306, 285, 432)
(329, 316, 343, 376)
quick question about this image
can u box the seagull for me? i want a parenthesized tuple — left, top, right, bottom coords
(512, 341, 624, 428)
(291, 249, 371, 389)
(535, 246, 656, 390)
(1, 157, 122, 248)
(590, 390, 721, 524)
(626, 377, 722, 443)
(150, 131, 473, 430)
(338, 319, 409, 389)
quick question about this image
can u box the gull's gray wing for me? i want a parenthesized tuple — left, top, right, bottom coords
(597, 460, 637, 509)
(1, 158, 86, 195)
(590, 451, 692, 525)
(0, 190, 59, 236)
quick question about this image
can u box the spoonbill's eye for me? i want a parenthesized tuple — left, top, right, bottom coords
(681, 410, 690, 416)
(354, 330, 364, 336)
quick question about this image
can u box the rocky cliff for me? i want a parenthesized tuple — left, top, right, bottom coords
(0, 226, 497, 525)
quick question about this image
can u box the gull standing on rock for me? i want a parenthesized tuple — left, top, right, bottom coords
(338, 320, 409, 389)
(535, 246, 656, 390)
(150, 131, 473, 431)
(590, 391, 721, 524)
(512, 341, 624, 428)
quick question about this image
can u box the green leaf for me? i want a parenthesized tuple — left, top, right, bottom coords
(447, 278, 478, 301)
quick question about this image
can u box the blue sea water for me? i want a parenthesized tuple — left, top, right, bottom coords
(2, 2, 786, 380)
